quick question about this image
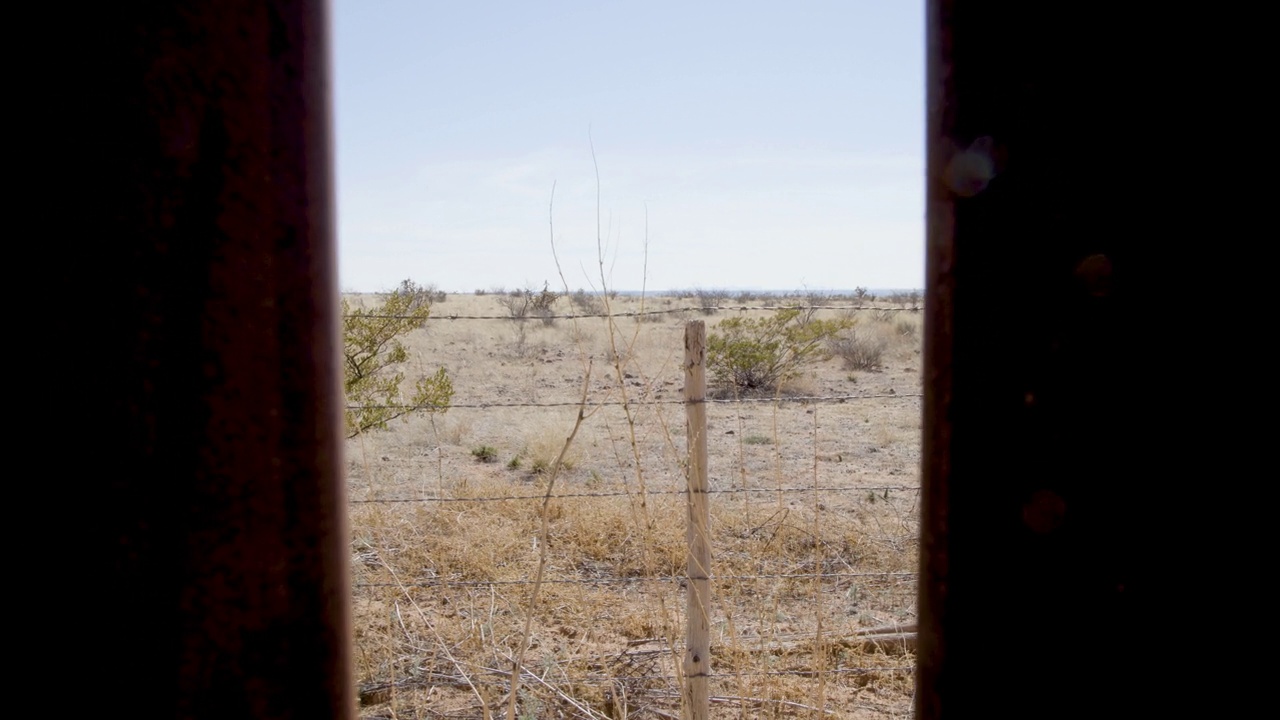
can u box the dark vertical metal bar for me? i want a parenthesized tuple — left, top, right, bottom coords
(90, 2, 350, 717)
(919, 2, 1156, 718)
(916, 2, 952, 716)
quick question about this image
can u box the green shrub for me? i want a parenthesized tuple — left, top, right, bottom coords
(706, 308, 853, 393)
(471, 446, 498, 463)
(342, 279, 454, 438)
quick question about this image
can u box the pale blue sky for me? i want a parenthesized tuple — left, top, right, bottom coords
(334, 1, 924, 293)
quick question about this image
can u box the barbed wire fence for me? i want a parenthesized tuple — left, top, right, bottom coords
(347, 302, 923, 719)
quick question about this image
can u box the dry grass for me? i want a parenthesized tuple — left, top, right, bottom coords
(347, 292, 923, 719)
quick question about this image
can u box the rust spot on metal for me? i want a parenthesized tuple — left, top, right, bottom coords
(1022, 489, 1067, 534)
(1075, 254, 1114, 298)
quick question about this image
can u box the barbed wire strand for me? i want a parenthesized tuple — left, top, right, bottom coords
(360, 664, 914, 693)
(346, 392, 920, 412)
(350, 485, 921, 504)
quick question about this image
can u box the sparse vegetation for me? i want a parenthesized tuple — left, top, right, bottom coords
(637, 306, 667, 322)
(345, 289, 922, 719)
(783, 287, 829, 327)
(885, 290, 922, 308)
(831, 330, 888, 371)
(523, 426, 580, 474)
(694, 287, 730, 315)
(707, 307, 853, 394)
(499, 282, 561, 325)
(341, 279, 454, 438)
(569, 288, 604, 315)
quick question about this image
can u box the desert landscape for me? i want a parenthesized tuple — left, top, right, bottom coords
(347, 287, 924, 719)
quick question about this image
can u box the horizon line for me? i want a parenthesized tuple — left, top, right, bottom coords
(342, 286, 925, 296)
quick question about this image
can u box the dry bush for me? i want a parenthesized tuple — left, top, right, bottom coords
(694, 287, 730, 315)
(830, 330, 889, 371)
(499, 282, 560, 324)
(435, 414, 472, 445)
(635, 302, 668, 322)
(569, 288, 605, 315)
(521, 423, 584, 475)
(895, 317, 918, 338)
(884, 290, 922, 308)
(871, 308, 896, 324)
(777, 369, 820, 397)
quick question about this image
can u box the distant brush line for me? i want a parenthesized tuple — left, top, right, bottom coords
(350, 485, 921, 504)
(346, 392, 920, 411)
(348, 304, 922, 321)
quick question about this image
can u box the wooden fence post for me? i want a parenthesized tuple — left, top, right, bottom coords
(684, 321, 711, 720)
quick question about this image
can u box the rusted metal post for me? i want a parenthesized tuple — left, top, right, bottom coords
(86, 2, 351, 718)
(683, 321, 711, 720)
(918, 2, 1160, 718)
